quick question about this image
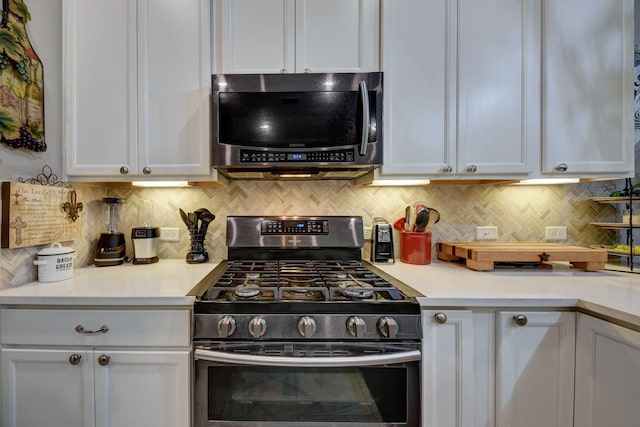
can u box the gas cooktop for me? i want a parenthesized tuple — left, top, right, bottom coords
(191, 216, 422, 341)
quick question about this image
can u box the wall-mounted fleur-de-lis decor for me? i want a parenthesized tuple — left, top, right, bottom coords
(62, 189, 82, 222)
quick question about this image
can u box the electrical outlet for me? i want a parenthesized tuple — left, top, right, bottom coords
(545, 226, 567, 241)
(363, 226, 373, 240)
(160, 227, 180, 242)
(476, 226, 498, 240)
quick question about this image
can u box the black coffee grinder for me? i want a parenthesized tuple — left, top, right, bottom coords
(371, 217, 395, 263)
(95, 197, 126, 267)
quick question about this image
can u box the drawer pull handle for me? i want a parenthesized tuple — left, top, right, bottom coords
(75, 324, 109, 334)
(98, 354, 111, 366)
(69, 353, 82, 365)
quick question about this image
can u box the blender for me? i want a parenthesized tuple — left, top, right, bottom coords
(95, 197, 126, 267)
(131, 199, 160, 264)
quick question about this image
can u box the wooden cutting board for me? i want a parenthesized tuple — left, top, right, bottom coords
(436, 242, 608, 272)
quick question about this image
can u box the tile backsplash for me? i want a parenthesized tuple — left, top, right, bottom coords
(0, 179, 623, 288)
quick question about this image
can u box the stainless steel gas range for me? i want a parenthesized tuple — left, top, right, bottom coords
(190, 216, 422, 427)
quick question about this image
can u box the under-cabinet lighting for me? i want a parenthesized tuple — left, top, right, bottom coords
(369, 179, 431, 186)
(132, 181, 190, 187)
(515, 178, 580, 185)
(277, 174, 314, 178)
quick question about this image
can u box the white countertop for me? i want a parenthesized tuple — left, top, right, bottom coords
(373, 260, 640, 327)
(3, 258, 640, 328)
(0, 259, 222, 307)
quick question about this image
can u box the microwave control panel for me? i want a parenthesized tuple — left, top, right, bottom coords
(240, 149, 355, 163)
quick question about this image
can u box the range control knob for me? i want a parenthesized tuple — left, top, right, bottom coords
(346, 316, 367, 338)
(377, 317, 399, 338)
(297, 316, 317, 337)
(248, 316, 267, 338)
(217, 315, 237, 337)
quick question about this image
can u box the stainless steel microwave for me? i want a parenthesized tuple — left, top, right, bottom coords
(212, 72, 383, 180)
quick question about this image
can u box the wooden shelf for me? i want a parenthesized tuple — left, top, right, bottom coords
(590, 222, 640, 230)
(590, 197, 640, 204)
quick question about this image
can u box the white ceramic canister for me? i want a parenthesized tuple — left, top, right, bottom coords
(33, 243, 76, 282)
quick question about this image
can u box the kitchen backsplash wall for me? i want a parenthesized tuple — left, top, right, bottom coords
(0, 179, 623, 288)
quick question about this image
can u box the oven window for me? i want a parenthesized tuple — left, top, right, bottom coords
(207, 366, 407, 423)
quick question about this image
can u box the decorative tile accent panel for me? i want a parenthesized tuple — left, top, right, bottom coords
(0, 179, 624, 289)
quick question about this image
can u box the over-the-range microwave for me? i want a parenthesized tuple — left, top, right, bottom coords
(211, 72, 383, 180)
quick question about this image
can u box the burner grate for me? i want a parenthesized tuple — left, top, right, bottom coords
(203, 259, 406, 302)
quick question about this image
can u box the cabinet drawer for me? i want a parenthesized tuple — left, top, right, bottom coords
(0, 309, 191, 347)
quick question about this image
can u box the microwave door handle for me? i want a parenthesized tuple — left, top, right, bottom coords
(358, 80, 370, 156)
(194, 348, 420, 367)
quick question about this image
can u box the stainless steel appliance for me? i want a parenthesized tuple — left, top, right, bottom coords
(131, 227, 159, 264)
(132, 199, 159, 264)
(190, 216, 422, 427)
(95, 197, 126, 267)
(212, 73, 383, 180)
(371, 217, 395, 263)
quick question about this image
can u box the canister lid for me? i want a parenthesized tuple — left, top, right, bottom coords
(102, 197, 125, 204)
(37, 242, 75, 256)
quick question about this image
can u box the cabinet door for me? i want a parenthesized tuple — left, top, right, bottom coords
(94, 350, 191, 427)
(422, 310, 477, 427)
(381, 0, 538, 177)
(456, 0, 539, 176)
(64, 0, 138, 177)
(542, 0, 633, 175)
(141, 0, 211, 176)
(379, 0, 451, 175)
(1, 348, 94, 427)
(295, 0, 379, 73)
(574, 314, 640, 427)
(218, 0, 295, 74)
(496, 311, 575, 427)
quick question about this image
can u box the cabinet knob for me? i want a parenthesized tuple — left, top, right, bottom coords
(466, 164, 477, 173)
(69, 353, 82, 365)
(555, 163, 568, 172)
(434, 312, 448, 324)
(142, 166, 151, 175)
(513, 314, 528, 326)
(279, 68, 288, 74)
(303, 68, 311, 74)
(443, 165, 453, 173)
(119, 166, 129, 175)
(98, 354, 111, 366)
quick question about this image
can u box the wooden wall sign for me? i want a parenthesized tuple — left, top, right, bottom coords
(1, 182, 82, 248)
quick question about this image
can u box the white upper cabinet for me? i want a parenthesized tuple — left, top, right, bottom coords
(381, 0, 539, 177)
(64, 0, 212, 179)
(542, 0, 634, 176)
(215, 0, 379, 74)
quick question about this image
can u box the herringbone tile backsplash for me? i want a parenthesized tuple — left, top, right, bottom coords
(0, 179, 625, 288)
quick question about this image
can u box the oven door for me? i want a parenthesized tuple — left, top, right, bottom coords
(194, 342, 420, 427)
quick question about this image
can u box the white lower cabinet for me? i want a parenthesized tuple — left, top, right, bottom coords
(422, 310, 494, 427)
(574, 313, 640, 427)
(0, 308, 191, 427)
(496, 311, 575, 427)
(422, 309, 575, 427)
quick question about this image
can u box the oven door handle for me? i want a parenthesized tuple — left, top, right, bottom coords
(194, 348, 421, 367)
